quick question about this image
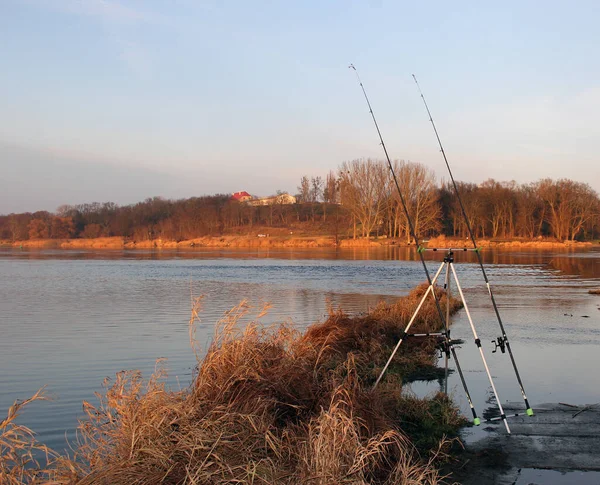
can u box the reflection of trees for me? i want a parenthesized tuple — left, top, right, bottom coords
(480, 251, 550, 266)
(478, 250, 599, 279)
(7, 245, 598, 283)
(547, 256, 600, 279)
(210, 288, 398, 330)
(322, 291, 396, 317)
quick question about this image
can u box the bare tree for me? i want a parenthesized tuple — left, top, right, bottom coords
(447, 182, 486, 238)
(388, 161, 441, 243)
(28, 219, 49, 239)
(297, 176, 310, 204)
(322, 170, 339, 223)
(515, 183, 545, 238)
(480, 179, 518, 238)
(339, 159, 389, 238)
(310, 177, 323, 203)
(538, 179, 599, 240)
(50, 217, 75, 239)
(323, 171, 338, 204)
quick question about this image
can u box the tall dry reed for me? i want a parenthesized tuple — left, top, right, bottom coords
(0, 388, 54, 485)
(1, 284, 465, 484)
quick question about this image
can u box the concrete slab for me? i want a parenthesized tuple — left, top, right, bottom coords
(471, 402, 600, 469)
(459, 402, 600, 484)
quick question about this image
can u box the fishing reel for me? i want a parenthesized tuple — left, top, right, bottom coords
(436, 338, 463, 358)
(436, 340, 450, 359)
(491, 336, 508, 354)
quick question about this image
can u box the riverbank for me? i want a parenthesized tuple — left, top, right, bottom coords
(426, 235, 594, 249)
(1, 285, 466, 484)
(1, 234, 595, 250)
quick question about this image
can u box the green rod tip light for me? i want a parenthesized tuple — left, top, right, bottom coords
(473, 417, 481, 426)
(526, 408, 534, 416)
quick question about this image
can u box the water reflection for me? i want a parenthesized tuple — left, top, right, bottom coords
(546, 254, 600, 278)
(2, 246, 599, 277)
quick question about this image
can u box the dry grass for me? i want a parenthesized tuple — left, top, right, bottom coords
(0, 388, 54, 485)
(303, 283, 463, 382)
(589, 289, 600, 295)
(1, 284, 465, 484)
(426, 235, 593, 249)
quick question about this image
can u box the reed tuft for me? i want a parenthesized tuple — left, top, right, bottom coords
(1, 284, 465, 484)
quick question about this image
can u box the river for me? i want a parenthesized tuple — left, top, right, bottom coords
(1, 246, 599, 463)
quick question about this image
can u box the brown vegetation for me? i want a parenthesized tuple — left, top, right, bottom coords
(1, 285, 466, 484)
(2, 234, 594, 251)
(0, 388, 54, 485)
(425, 235, 593, 250)
(1, 161, 598, 246)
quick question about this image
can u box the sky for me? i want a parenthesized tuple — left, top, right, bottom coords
(1, 0, 599, 213)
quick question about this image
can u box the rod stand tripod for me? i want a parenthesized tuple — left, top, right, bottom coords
(373, 248, 526, 433)
(349, 65, 533, 436)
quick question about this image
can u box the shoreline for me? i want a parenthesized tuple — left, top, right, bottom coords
(0, 235, 595, 250)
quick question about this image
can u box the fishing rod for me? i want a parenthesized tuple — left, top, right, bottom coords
(349, 64, 498, 430)
(348, 64, 438, 298)
(412, 74, 533, 418)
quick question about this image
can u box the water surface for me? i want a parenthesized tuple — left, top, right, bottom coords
(1, 246, 599, 456)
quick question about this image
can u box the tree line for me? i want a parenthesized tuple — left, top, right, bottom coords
(1, 159, 598, 242)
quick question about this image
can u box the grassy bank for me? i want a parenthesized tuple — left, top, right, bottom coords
(2, 285, 466, 484)
(1, 234, 595, 250)
(426, 235, 593, 249)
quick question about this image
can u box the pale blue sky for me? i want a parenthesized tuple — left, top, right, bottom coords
(1, 0, 599, 213)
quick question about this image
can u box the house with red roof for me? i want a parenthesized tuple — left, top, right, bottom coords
(231, 191, 253, 202)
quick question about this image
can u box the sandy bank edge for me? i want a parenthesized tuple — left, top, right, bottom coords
(0, 235, 595, 250)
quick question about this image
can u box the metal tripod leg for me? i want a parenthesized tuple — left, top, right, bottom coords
(450, 345, 480, 426)
(373, 259, 483, 429)
(439, 258, 481, 425)
(450, 263, 511, 433)
(373, 261, 446, 389)
(443, 261, 451, 394)
(437, 307, 483, 426)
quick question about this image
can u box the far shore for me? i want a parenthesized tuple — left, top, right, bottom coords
(0, 235, 595, 250)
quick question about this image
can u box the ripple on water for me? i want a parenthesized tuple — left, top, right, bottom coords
(0, 247, 599, 452)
